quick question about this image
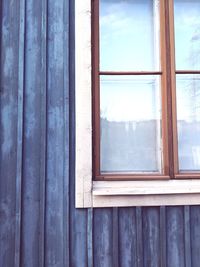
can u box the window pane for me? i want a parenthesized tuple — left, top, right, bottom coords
(176, 74, 200, 171)
(100, 0, 160, 71)
(100, 75, 162, 173)
(174, 0, 200, 70)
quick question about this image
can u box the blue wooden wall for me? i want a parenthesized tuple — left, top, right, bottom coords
(1, 0, 200, 266)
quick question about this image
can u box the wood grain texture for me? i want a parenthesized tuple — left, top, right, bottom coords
(112, 208, 119, 267)
(0, 1, 200, 267)
(160, 207, 167, 267)
(15, 0, 25, 265)
(118, 208, 137, 267)
(166, 207, 185, 267)
(190, 206, 200, 267)
(143, 208, 160, 267)
(45, 0, 70, 266)
(39, 0, 48, 265)
(87, 208, 94, 267)
(184, 206, 192, 267)
(93, 209, 113, 267)
(21, 1, 44, 266)
(0, 1, 20, 266)
(93, 179, 200, 195)
(136, 207, 143, 267)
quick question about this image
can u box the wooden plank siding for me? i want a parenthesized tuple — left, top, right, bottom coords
(1, 0, 200, 267)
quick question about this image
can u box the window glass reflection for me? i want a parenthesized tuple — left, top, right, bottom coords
(100, 0, 160, 71)
(174, 0, 200, 70)
(176, 74, 200, 171)
(100, 75, 162, 173)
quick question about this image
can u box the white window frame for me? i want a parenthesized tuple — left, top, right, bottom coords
(75, 0, 200, 208)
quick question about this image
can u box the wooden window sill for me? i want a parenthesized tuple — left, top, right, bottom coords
(89, 180, 200, 208)
(93, 180, 200, 195)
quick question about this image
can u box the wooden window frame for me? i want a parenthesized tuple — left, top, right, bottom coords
(92, 0, 171, 180)
(169, 0, 200, 179)
(93, 0, 200, 180)
(75, 0, 200, 208)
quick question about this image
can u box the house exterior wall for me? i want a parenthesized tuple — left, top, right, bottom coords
(0, 0, 200, 266)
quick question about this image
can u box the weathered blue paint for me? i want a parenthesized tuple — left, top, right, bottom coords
(1, 0, 200, 266)
(15, 0, 25, 266)
(0, 1, 20, 266)
(21, 0, 44, 266)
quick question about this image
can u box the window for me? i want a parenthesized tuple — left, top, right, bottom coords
(93, 0, 200, 180)
(76, 0, 200, 208)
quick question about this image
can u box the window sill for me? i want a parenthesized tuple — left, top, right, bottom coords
(92, 193, 200, 208)
(76, 179, 200, 208)
(93, 179, 200, 195)
(89, 180, 200, 207)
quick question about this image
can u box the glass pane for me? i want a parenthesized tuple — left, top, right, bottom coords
(176, 74, 200, 171)
(174, 0, 200, 70)
(100, 0, 160, 71)
(100, 75, 162, 173)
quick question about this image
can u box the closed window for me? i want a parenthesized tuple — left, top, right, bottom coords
(75, 0, 200, 207)
(92, 0, 200, 180)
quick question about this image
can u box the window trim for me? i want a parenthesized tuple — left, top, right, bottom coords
(75, 0, 200, 208)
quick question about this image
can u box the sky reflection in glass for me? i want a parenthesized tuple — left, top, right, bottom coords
(100, 0, 160, 71)
(174, 0, 200, 70)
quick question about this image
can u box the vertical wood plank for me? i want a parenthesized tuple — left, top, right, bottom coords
(62, 0, 70, 266)
(184, 206, 191, 267)
(69, 208, 88, 267)
(166, 207, 185, 267)
(21, 0, 46, 265)
(39, 0, 48, 265)
(15, 0, 25, 265)
(93, 209, 113, 267)
(0, 1, 20, 266)
(143, 207, 160, 267)
(87, 208, 94, 267)
(118, 208, 137, 267)
(190, 206, 200, 267)
(160, 206, 167, 267)
(112, 208, 119, 267)
(136, 207, 143, 267)
(45, 0, 70, 266)
(69, 162, 87, 266)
